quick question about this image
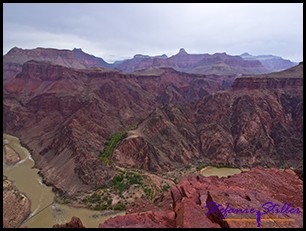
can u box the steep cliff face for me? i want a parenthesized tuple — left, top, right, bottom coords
(99, 168, 303, 228)
(195, 89, 303, 169)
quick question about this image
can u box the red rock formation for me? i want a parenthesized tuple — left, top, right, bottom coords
(99, 210, 176, 228)
(52, 216, 85, 228)
(99, 168, 303, 228)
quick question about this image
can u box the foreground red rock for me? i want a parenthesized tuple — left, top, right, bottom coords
(99, 168, 303, 228)
(100, 211, 176, 228)
(52, 216, 85, 228)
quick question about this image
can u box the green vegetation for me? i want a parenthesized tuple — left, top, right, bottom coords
(126, 124, 138, 131)
(98, 125, 139, 165)
(110, 171, 144, 195)
(143, 187, 153, 200)
(113, 202, 126, 211)
(196, 163, 208, 171)
(99, 131, 127, 164)
(129, 173, 143, 185)
(83, 170, 155, 211)
(161, 183, 170, 192)
(212, 163, 232, 168)
(55, 195, 71, 205)
(184, 164, 192, 170)
(94, 204, 108, 210)
(112, 174, 127, 194)
(84, 193, 101, 204)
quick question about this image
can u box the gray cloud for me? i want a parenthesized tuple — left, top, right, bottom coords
(3, 3, 303, 63)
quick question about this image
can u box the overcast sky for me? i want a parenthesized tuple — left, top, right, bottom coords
(3, 3, 303, 63)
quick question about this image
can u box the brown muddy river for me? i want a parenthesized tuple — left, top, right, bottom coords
(3, 133, 124, 228)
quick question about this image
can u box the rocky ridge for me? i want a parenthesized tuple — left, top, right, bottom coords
(5, 47, 296, 82)
(99, 168, 303, 228)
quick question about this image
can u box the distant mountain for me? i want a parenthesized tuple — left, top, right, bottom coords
(3, 47, 111, 81)
(240, 52, 297, 72)
(4, 47, 110, 68)
(113, 48, 268, 76)
(4, 47, 299, 80)
(112, 53, 168, 72)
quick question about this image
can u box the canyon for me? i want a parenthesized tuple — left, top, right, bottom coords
(3, 47, 303, 228)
